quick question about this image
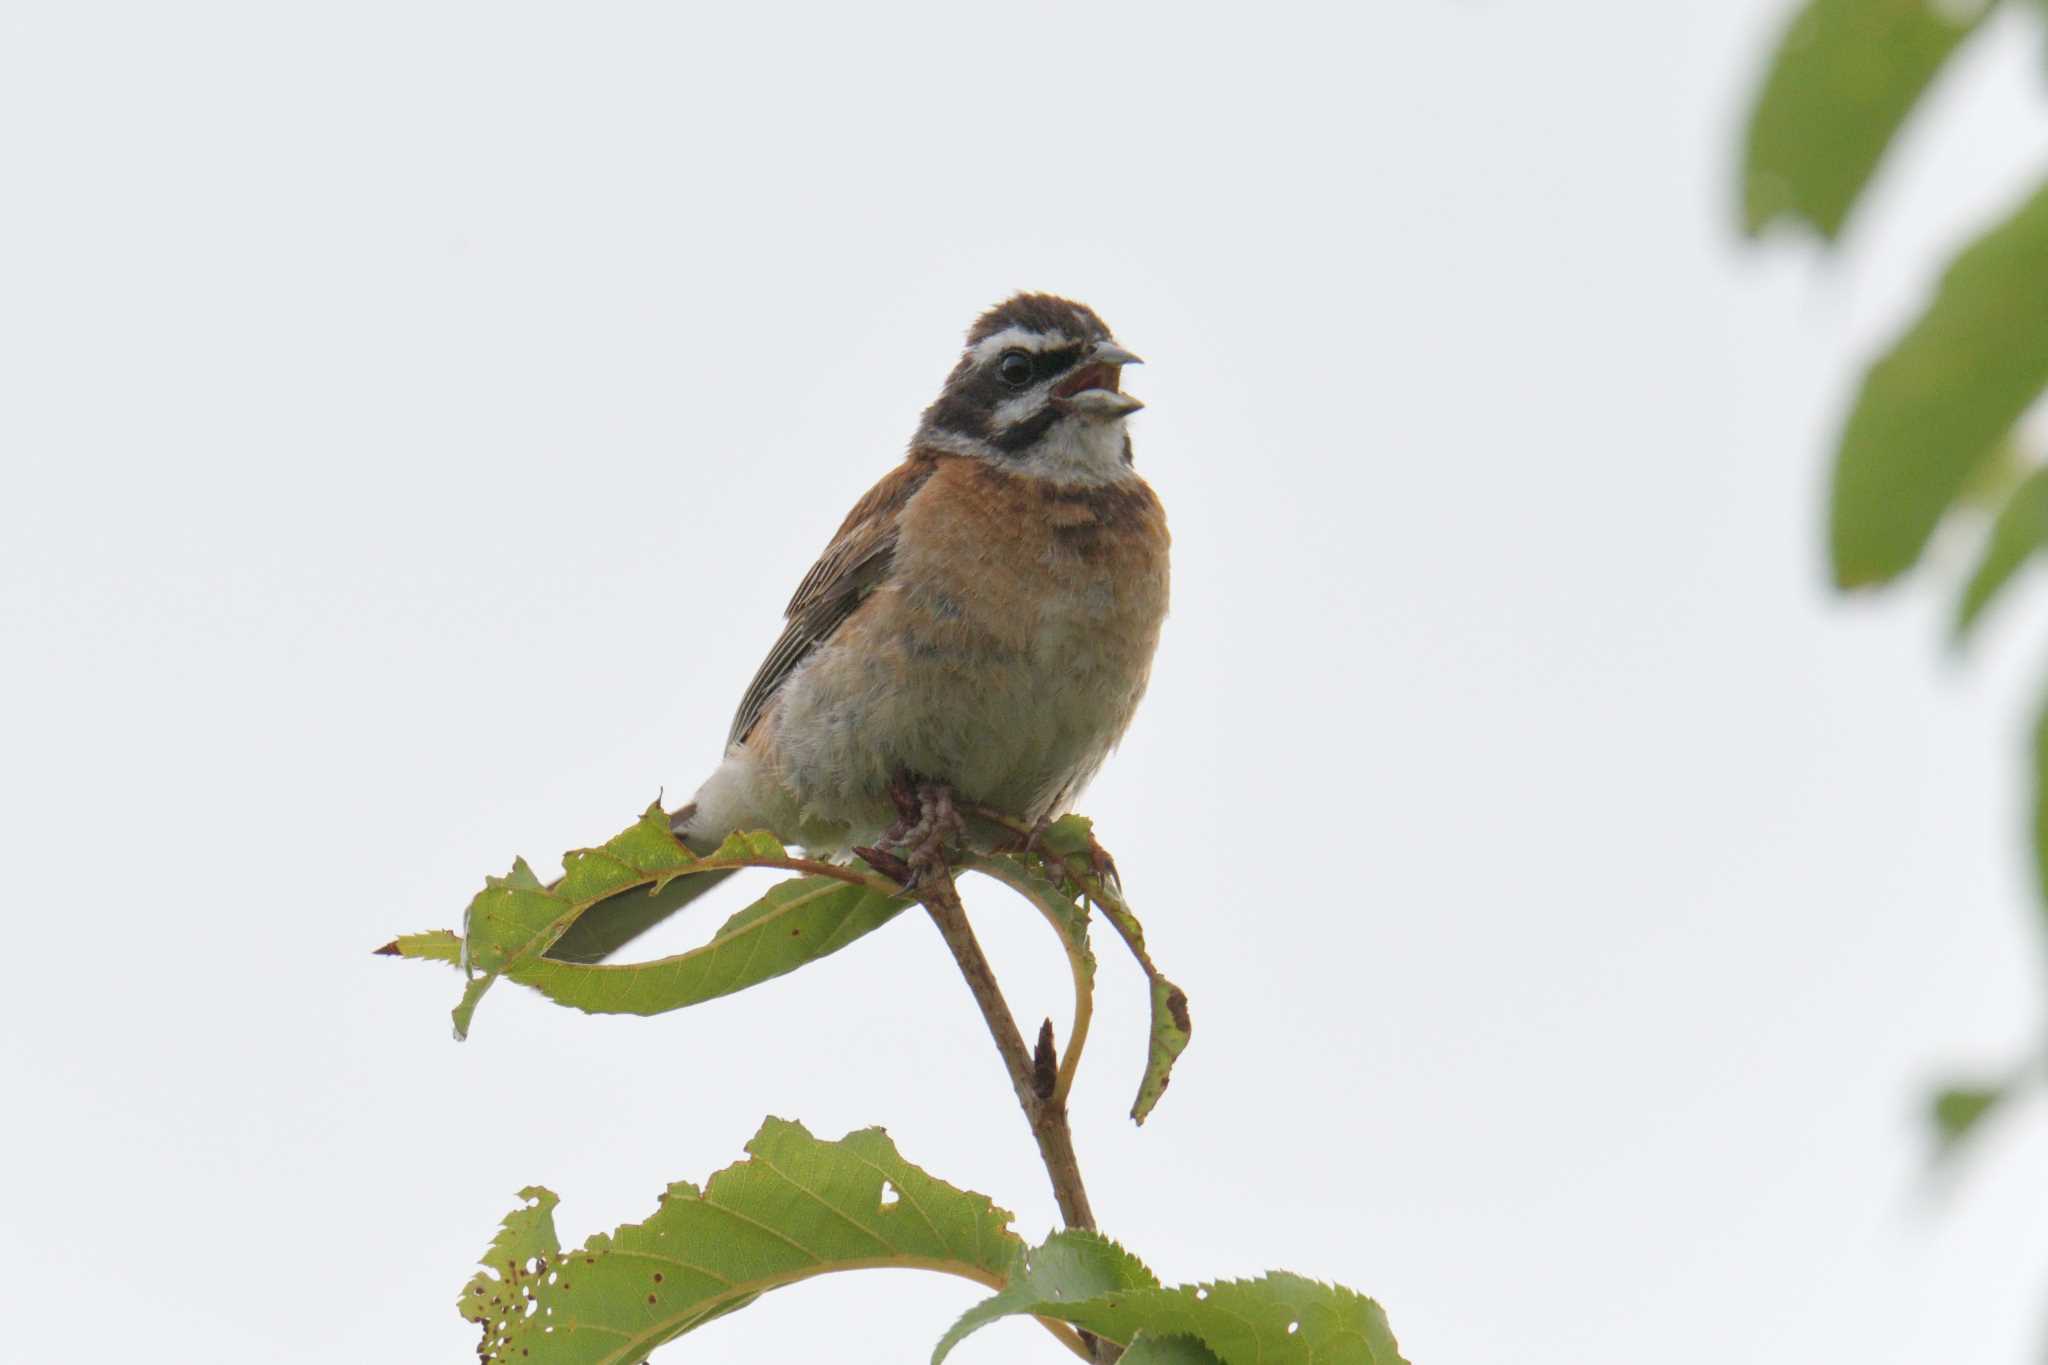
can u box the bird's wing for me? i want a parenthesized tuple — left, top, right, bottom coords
(726, 456, 937, 748)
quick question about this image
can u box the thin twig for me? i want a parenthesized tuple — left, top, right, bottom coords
(917, 865, 1124, 1365)
(918, 869, 1097, 1230)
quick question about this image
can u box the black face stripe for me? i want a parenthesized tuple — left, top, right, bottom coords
(990, 406, 1060, 453)
(1030, 344, 1084, 381)
(924, 341, 1081, 442)
(921, 389, 991, 441)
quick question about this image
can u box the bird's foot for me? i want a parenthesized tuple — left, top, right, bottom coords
(903, 780, 965, 880)
(882, 769, 923, 836)
(984, 809, 1121, 894)
(857, 771, 966, 895)
(1080, 831, 1120, 892)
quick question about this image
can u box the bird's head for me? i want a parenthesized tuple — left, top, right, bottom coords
(914, 293, 1144, 483)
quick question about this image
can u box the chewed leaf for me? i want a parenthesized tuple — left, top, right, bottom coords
(497, 878, 909, 1018)
(702, 829, 791, 862)
(935, 1230, 1408, 1365)
(461, 1186, 562, 1324)
(392, 877, 910, 1024)
(1742, 0, 1989, 239)
(464, 1118, 1025, 1365)
(384, 803, 904, 1037)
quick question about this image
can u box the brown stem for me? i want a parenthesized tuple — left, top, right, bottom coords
(917, 865, 1123, 1365)
(918, 869, 1098, 1231)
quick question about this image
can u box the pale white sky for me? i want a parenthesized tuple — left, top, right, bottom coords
(6, 3, 2048, 1362)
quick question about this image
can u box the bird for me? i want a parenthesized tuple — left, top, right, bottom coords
(547, 293, 1170, 962)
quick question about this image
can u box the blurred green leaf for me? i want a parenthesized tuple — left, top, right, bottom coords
(1930, 1083, 2008, 1154)
(934, 1229, 1407, 1365)
(1955, 464, 2048, 637)
(1742, 0, 1991, 239)
(463, 1118, 1027, 1365)
(2033, 691, 2048, 918)
(1829, 177, 2048, 586)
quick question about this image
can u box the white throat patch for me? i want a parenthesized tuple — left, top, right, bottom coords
(920, 415, 1136, 485)
(1009, 415, 1134, 484)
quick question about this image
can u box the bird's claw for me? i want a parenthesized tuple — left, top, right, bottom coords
(865, 772, 966, 895)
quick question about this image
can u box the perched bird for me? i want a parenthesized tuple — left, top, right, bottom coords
(549, 294, 1169, 962)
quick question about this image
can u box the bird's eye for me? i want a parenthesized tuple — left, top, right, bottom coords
(997, 351, 1034, 387)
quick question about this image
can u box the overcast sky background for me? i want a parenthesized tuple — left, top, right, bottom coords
(7, 2, 2048, 1361)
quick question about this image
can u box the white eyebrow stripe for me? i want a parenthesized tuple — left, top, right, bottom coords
(967, 326, 1069, 364)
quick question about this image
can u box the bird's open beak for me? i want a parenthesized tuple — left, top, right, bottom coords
(1051, 340, 1145, 417)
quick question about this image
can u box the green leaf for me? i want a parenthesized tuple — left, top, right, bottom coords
(933, 1229, 1158, 1362)
(1123, 1335, 1226, 1365)
(391, 875, 910, 1026)
(1829, 176, 2048, 587)
(1741, 0, 1991, 239)
(384, 803, 907, 1037)
(1955, 465, 2048, 638)
(1132, 975, 1193, 1125)
(521, 877, 909, 1017)
(935, 1230, 1408, 1365)
(1025, 817, 1193, 1124)
(464, 1118, 1026, 1365)
(1930, 1083, 2007, 1154)
(464, 1185, 562, 1327)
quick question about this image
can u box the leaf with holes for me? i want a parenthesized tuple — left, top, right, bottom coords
(1741, 0, 1989, 240)
(1956, 465, 2048, 639)
(933, 1229, 1408, 1365)
(464, 1118, 1030, 1365)
(382, 803, 909, 1038)
(1829, 177, 2048, 587)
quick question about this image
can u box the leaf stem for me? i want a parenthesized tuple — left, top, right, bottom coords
(962, 855, 1095, 1108)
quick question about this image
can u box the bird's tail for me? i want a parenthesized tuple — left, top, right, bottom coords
(541, 802, 735, 963)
